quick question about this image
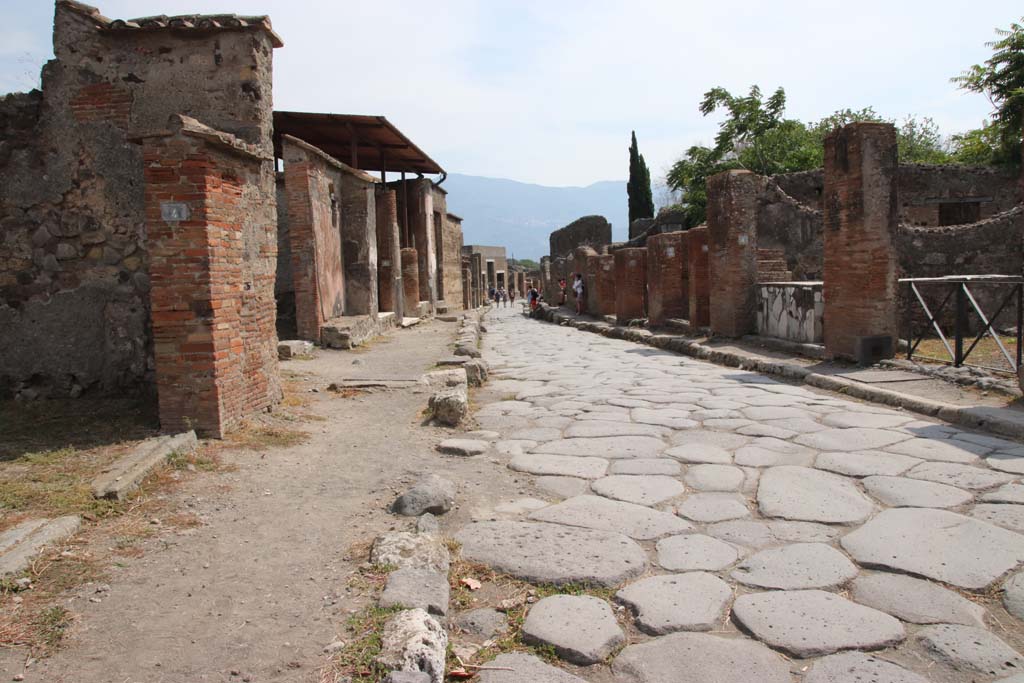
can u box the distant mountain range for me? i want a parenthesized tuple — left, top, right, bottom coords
(443, 173, 628, 262)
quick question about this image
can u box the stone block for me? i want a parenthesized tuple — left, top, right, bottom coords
(91, 431, 198, 500)
(277, 340, 314, 360)
(0, 515, 81, 576)
(429, 388, 468, 426)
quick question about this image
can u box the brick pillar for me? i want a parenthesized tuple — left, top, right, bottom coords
(462, 267, 472, 308)
(141, 118, 279, 438)
(574, 246, 598, 314)
(401, 247, 420, 313)
(707, 170, 760, 337)
(341, 175, 378, 316)
(375, 188, 403, 317)
(615, 247, 648, 324)
(688, 226, 710, 327)
(823, 122, 899, 361)
(646, 231, 688, 326)
(594, 254, 616, 316)
(410, 180, 437, 309)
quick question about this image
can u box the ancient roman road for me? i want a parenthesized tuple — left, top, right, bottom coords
(456, 305, 1024, 683)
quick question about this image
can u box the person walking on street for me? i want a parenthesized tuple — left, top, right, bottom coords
(573, 273, 585, 315)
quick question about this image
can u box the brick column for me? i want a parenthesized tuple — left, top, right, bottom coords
(409, 180, 437, 310)
(615, 247, 648, 324)
(594, 254, 616, 316)
(574, 246, 598, 314)
(823, 122, 899, 361)
(646, 231, 688, 326)
(707, 170, 760, 337)
(688, 226, 711, 327)
(141, 116, 279, 438)
(401, 247, 420, 313)
(375, 188, 403, 317)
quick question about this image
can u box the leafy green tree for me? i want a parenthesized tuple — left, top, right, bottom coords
(700, 85, 788, 175)
(950, 122, 1004, 164)
(665, 145, 741, 226)
(952, 17, 1024, 166)
(511, 258, 540, 270)
(628, 131, 655, 223)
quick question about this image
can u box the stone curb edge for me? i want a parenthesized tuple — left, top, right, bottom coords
(530, 304, 1024, 442)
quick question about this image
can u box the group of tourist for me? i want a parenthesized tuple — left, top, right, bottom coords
(556, 275, 587, 315)
(489, 284, 543, 310)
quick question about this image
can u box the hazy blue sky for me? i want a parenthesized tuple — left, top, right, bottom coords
(0, 1, 1019, 187)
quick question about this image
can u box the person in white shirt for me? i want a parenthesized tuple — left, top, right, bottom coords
(572, 273, 585, 315)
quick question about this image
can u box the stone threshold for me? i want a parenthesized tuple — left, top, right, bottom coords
(531, 304, 1024, 442)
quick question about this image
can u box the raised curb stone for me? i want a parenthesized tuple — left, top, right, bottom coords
(804, 652, 929, 683)
(376, 608, 447, 683)
(611, 632, 792, 683)
(917, 624, 1024, 676)
(521, 594, 624, 664)
(380, 568, 450, 615)
(454, 521, 646, 586)
(529, 495, 692, 540)
(371, 532, 450, 573)
(392, 475, 456, 517)
(0, 515, 82, 576)
(758, 466, 875, 524)
(841, 508, 1024, 589)
(615, 572, 732, 634)
(851, 572, 986, 626)
(91, 430, 197, 500)
(733, 590, 905, 658)
(437, 439, 489, 456)
(732, 543, 858, 590)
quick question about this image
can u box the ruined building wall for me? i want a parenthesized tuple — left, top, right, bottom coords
(0, 0, 279, 398)
(281, 136, 346, 341)
(442, 214, 465, 310)
(549, 215, 612, 259)
(273, 173, 296, 338)
(755, 179, 825, 280)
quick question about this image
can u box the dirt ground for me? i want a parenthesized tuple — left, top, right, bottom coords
(0, 317, 526, 683)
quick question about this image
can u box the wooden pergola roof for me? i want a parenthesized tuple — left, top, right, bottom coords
(273, 111, 444, 175)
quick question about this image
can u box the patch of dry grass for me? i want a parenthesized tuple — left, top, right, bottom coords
(225, 421, 309, 450)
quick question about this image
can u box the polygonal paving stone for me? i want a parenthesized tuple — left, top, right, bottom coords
(494, 439, 537, 456)
(669, 430, 751, 451)
(851, 572, 987, 626)
(379, 568, 450, 615)
(677, 493, 750, 523)
(804, 652, 929, 683)
(455, 608, 509, 641)
(815, 451, 921, 477)
(591, 475, 684, 506)
(611, 632, 792, 683)
(684, 464, 745, 491)
(631, 408, 698, 430)
(508, 428, 563, 442)
(707, 520, 840, 549)
(737, 423, 798, 439)
(664, 444, 732, 464)
(477, 653, 588, 683)
(508, 453, 608, 479)
(528, 495, 693, 540)
(862, 475, 973, 508)
(731, 543, 858, 590)
(734, 445, 816, 468)
(982, 483, 1024, 504)
(917, 624, 1024, 676)
(820, 411, 912, 429)
(732, 590, 905, 658)
(972, 503, 1024, 533)
(564, 420, 667, 439)
(609, 458, 681, 475)
(987, 453, 1024, 475)
(1003, 570, 1024, 620)
(533, 436, 666, 459)
(534, 476, 589, 500)
(615, 572, 732, 634)
(885, 438, 986, 464)
(907, 461, 1015, 490)
(758, 466, 875, 524)
(841, 507, 1024, 589)
(521, 594, 624, 665)
(437, 439, 489, 456)
(795, 428, 910, 452)
(741, 406, 816, 421)
(656, 534, 740, 571)
(454, 521, 646, 586)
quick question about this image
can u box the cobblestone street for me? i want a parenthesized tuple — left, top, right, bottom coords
(454, 306, 1024, 683)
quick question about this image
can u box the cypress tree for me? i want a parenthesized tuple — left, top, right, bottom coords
(628, 131, 655, 223)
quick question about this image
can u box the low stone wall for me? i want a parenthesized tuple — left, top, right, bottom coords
(756, 282, 823, 344)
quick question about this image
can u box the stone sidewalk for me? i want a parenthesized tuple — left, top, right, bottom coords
(452, 306, 1024, 683)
